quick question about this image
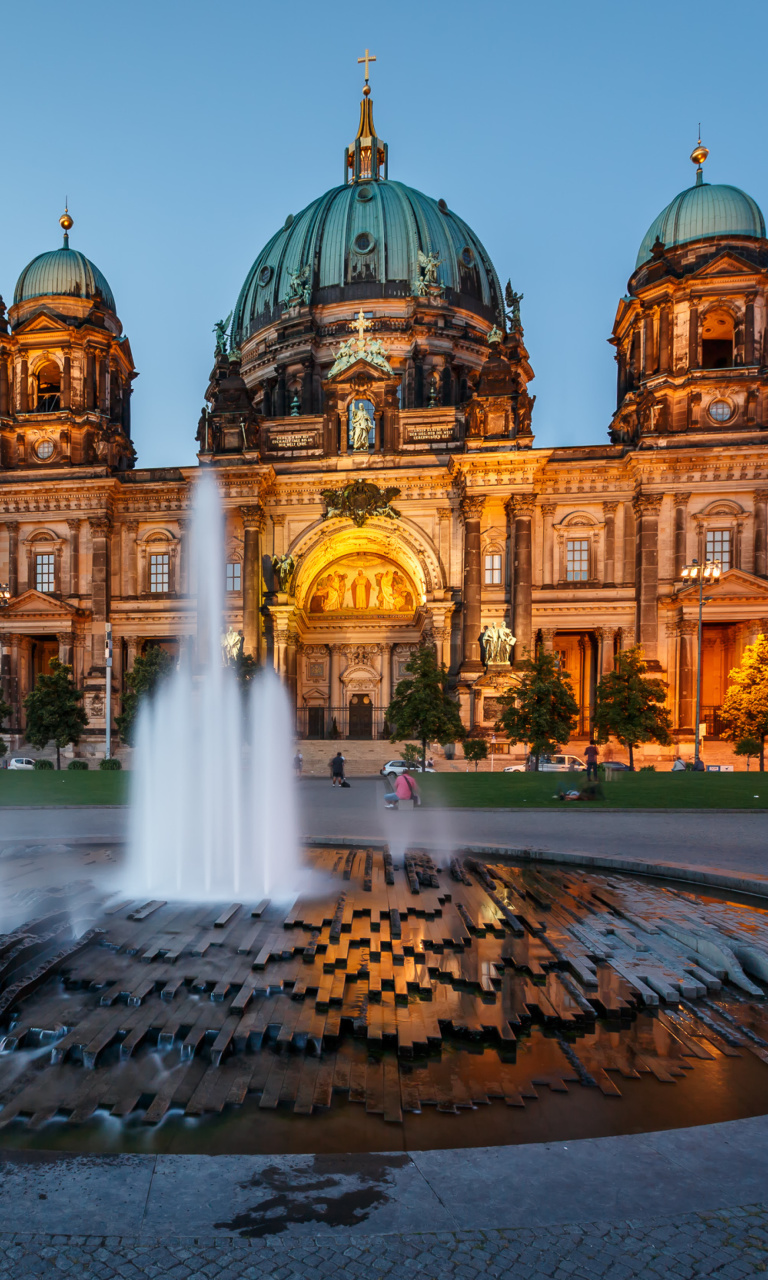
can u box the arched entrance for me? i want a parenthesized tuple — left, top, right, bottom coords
(348, 693, 373, 738)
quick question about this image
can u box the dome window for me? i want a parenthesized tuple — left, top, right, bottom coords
(259, 265, 273, 286)
(354, 232, 375, 255)
(357, 185, 373, 202)
(438, 198, 448, 213)
(35, 438, 54, 461)
(461, 247, 475, 267)
(701, 308, 734, 369)
(36, 362, 61, 412)
(708, 398, 733, 423)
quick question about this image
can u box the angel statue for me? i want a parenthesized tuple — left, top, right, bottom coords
(412, 249, 445, 297)
(271, 553, 296, 593)
(350, 401, 374, 451)
(213, 312, 233, 356)
(504, 281, 524, 331)
(221, 626, 243, 665)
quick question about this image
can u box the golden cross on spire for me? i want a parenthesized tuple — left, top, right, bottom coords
(357, 48, 376, 81)
(350, 308, 373, 348)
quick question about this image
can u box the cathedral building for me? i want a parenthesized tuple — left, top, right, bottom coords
(2, 69, 768, 761)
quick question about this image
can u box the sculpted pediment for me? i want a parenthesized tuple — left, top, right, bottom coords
(0, 589, 83, 619)
(679, 568, 768, 601)
(13, 310, 74, 336)
(691, 251, 763, 279)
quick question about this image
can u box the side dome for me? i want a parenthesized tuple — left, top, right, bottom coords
(14, 212, 116, 312)
(232, 179, 502, 345)
(636, 142, 765, 269)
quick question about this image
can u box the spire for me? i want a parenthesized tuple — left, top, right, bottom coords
(59, 201, 73, 249)
(345, 49, 387, 183)
(690, 129, 709, 187)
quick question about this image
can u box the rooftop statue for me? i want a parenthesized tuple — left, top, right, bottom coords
(505, 280, 524, 332)
(282, 264, 311, 308)
(328, 311, 394, 378)
(213, 312, 233, 356)
(321, 479, 401, 527)
(412, 249, 445, 298)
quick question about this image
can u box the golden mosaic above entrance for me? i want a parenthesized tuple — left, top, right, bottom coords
(308, 554, 416, 614)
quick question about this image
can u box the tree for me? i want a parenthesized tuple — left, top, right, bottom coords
(116, 646, 174, 745)
(734, 737, 762, 772)
(23, 658, 88, 769)
(497, 649, 579, 769)
(386, 645, 464, 771)
(592, 645, 671, 771)
(463, 738, 489, 772)
(721, 635, 768, 771)
(0, 688, 11, 758)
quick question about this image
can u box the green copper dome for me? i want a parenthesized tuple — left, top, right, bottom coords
(14, 219, 116, 312)
(636, 178, 765, 269)
(232, 178, 503, 344)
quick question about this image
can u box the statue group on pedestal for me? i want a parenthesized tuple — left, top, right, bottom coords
(482, 621, 515, 665)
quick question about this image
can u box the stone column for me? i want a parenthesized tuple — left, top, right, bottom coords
(88, 516, 112, 666)
(633, 493, 662, 660)
(437, 509, 452, 582)
(541, 504, 556, 587)
(509, 495, 535, 661)
(622, 500, 636, 586)
(688, 305, 699, 370)
(658, 305, 671, 375)
(57, 631, 73, 666)
(67, 519, 81, 597)
(602, 502, 618, 586)
(746, 295, 756, 365)
(240, 504, 266, 662)
(460, 495, 485, 672)
(329, 644, 343, 726)
(754, 490, 768, 577)
(7, 633, 22, 726)
(123, 520, 139, 596)
(5, 522, 18, 599)
(380, 643, 392, 714)
(673, 493, 690, 582)
(677, 620, 698, 732)
(0, 356, 9, 416)
(599, 626, 617, 675)
(18, 636, 32, 727)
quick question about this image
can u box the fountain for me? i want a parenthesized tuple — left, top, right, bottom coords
(125, 473, 300, 901)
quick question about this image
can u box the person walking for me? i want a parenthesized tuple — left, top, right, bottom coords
(584, 740, 599, 781)
(330, 751, 346, 786)
(293, 751, 303, 778)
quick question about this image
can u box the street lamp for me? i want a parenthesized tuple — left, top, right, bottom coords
(680, 559, 721, 768)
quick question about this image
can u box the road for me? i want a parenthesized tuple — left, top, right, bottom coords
(1, 778, 766, 877)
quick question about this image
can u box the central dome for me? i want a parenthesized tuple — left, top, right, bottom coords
(232, 178, 503, 345)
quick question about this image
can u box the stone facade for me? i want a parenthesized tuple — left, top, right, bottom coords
(2, 112, 768, 761)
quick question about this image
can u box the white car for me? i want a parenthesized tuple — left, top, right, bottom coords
(380, 759, 435, 778)
(504, 753, 585, 773)
(7, 757, 36, 770)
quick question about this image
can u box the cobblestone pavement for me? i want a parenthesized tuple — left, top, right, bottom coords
(2, 1204, 768, 1279)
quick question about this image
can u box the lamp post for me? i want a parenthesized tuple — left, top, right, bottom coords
(680, 559, 721, 768)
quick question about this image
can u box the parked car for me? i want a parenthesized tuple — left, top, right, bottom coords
(515, 753, 585, 773)
(380, 759, 435, 778)
(7, 757, 36, 770)
(601, 760, 631, 771)
(503, 764, 526, 773)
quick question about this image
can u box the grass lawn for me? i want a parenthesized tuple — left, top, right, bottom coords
(419, 770, 768, 809)
(0, 770, 129, 806)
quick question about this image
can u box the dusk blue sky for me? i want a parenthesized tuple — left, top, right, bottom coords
(2, 0, 766, 467)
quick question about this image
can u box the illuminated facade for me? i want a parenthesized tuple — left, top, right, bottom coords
(2, 83, 768, 757)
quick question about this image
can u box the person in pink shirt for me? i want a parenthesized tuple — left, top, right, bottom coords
(384, 771, 420, 809)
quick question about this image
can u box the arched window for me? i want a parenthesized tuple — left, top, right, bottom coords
(36, 361, 61, 412)
(701, 309, 734, 370)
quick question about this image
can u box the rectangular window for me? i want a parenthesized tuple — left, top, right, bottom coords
(226, 562, 242, 592)
(149, 553, 169, 593)
(484, 553, 502, 585)
(35, 553, 55, 593)
(566, 539, 589, 581)
(706, 529, 731, 571)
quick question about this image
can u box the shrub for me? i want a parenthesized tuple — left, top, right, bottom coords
(639, 764, 657, 772)
(67, 759, 89, 770)
(33, 758, 54, 770)
(99, 757, 122, 770)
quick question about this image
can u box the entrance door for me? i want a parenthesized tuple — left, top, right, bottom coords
(307, 706, 325, 739)
(348, 694, 373, 739)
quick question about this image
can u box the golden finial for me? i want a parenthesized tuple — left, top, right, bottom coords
(690, 127, 709, 173)
(59, 199, 73, 233)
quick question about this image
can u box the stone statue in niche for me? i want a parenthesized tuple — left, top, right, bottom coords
(271, 553, 296, 592)
(221, 626, 243, 665)
(482, 621, 516, 664)
(350, 401, 374, 450)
